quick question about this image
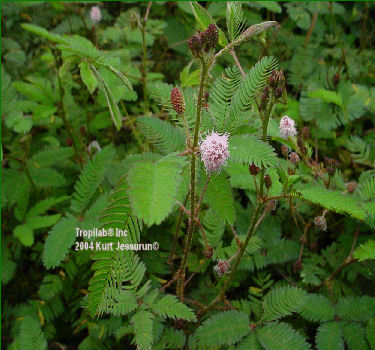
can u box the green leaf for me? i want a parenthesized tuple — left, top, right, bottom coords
(195, 310, 250, 347)
(298, 294, 335, 322)
(26, 214, 61, 230)
(127, 154, 186, 226)
(107, 64, 133, 91)
(226, 2, 245, 41)
(19, 316, 47, 350)
(308, 89, 344, 108)
(42, 216, 79, 269)
(150, 294, 197, 322)
(262, 286, 307, 322)
(205, 172, 236, 225)
(131, 311, 154, 350)
(257, 322, 311, 350)
(190, 1, 228, 47)
(316, 322, 344, 350)
(367, 318, 375, 350)
(237, 332, 263, 350)
(79, 61, 98, 94)
(354, 240, 375, 262)
(341, 322, 369, 350)
(21, 23, 69, 45)
(14, 224, 34, 246)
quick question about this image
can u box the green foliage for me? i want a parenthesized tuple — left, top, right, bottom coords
(127, 154, 186, 226)
(257, 322, 311, 350)
(299, 294, 335, 322)
(195, 311, 250, 347)
(150, 294, 196, 322)
(262, 286, 307, 322)
(316, 322, 344, 350)
(19, 317, 47, 350)
(354, 240, 375, 261)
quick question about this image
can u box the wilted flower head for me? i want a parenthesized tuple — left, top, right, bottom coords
(314, 216, 327, 231)
(214, 259, 230, 277)
(199, 131, 230, 173)
(289, 152, 300, 165)
(279, 115, 297, 139)
(90, 6, 101, 24)
(346, 181, 358, 194)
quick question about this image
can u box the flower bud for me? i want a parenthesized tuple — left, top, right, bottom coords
(268, 70, 277, 88)
(249, 162, 260, 176)
(264, 174, 272, 189)
(301, 126, 310, 139)
(333, 73, 340, 86)
(289, 152, 300, 165)
(274, 86, 283, 99)
(214, 259, 230, 277)
(205, 23, 219, 50)
(324, 156, 339, 176)
(188, 35, 202, 57)
(171, 87, 186, 115)
(346, 181, 358, 194)
(314, 216, 327, 231)
(266, 200, 277, 211)
(200, 132, 230, 173)
(259, 92, 268, 111)
(281, 145, 289, 158)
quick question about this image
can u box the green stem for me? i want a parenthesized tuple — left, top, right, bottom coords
(141, 23, 149, 113)
(177, 63, 208, 300)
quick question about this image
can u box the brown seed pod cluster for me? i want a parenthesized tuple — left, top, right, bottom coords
(170, 87, 186, 115)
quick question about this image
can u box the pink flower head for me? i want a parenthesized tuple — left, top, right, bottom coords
(90, 6, 101, 24)
(279, 115, 297, 139)
(214, 259, 230, 277)
(199, 131, 230, 173)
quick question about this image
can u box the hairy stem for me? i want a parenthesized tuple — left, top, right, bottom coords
(177, 63, 208, 300)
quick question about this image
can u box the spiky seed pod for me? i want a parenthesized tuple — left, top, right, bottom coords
(188, 35, 202, 57)
(264, 174, 272, 189)
(249, 162, 260, 176)
(279, 115, 297, 139)
(346, 181, 358, 194)
(171, 87, 186, 115)
(297, 136, 304, 148)
(289, 152, 300, 165)
(214, 259, 230, 277)
(281, 145, 289, 158)
(259, 92, 268, 111)
(199, 132, 230, 173)
(205, 23, 219, 49)
(90, 6, 101, 24)
(301, 126, 310, 139)
(314, 216, 327, 231)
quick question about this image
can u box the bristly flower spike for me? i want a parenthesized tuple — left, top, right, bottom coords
(90, 6, 102, 24)
(170, 87, 186, 115)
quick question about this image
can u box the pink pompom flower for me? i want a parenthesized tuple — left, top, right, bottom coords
(279, 115, 297, 139)
(90, 6, 101, 24)
(199, 131, 230, 173)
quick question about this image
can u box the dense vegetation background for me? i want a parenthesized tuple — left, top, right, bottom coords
(1, 1, 375, 350)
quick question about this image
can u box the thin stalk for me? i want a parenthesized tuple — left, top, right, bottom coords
(177, 63, 208, 300)
(200, 204, 265, 316)
(230, 49, 245, 77)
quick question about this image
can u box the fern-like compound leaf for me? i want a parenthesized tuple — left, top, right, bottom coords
(299, 294, 335, 322)
(316, 322, 344, 350)
(195, 310, 250, 347)
(226, 2, 246, 41)
(341, 322, 369, 350)
(131, 310, 154, 350)
(262, 285, 307, 322)
(19, 316, 47, 350)
(257, 322, 311, 350)
(127, 154, 186, 226)
(229, 134, 278, 167)
(336, 296, 375, 323)
(237, 332, 263, 350)
(230, 56, 278, 116)
(291, 184, 367, 220)
(70, 145, 115, 215)
(137, 116, 185, 154)
(150, 294, 197, 322)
